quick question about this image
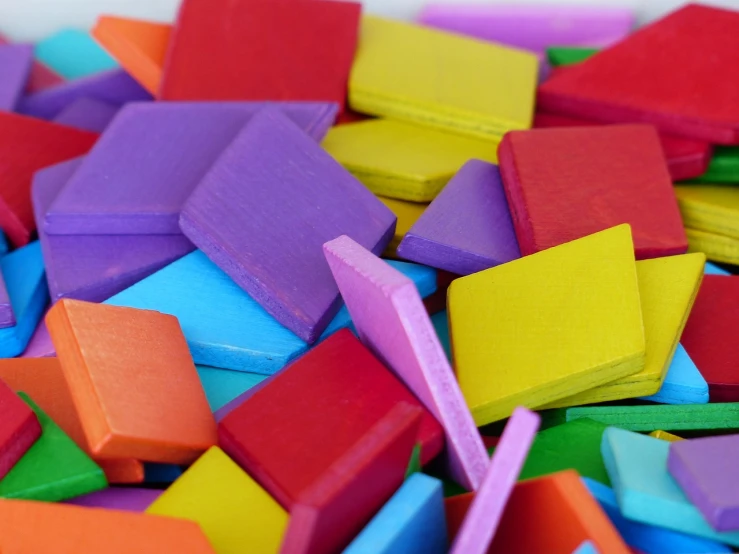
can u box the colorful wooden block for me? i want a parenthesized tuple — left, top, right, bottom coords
(538, 5, 739, 144)
(349, 16, 538, 141)
(377, 196, 427, 258)
(53, 97, 119, 133)
(196, 366, 267, 413)
(547, 47, 600, 66)
(705, 262, 731, 276)
(693, 147, 739, 183)
(0, 270, 15, 329)
(20, 315, 55, 358)
(650, 430, 684, 442)
(66, 487, 161, 512)
(573, 542, 600, 554)
(0, 44, 32, 111)
(92, 16, 170, 95)
(0, 380, 40, 480)
(35, 29, 118, 79)
(499, 125, 687, 259)
(33, 158, 195, 303)
(147, 446, 288, 553)
(601, 427, 739, 545)
(161, 0, 360, 109)
(0, 33, 62, 94)
(676, 185, 739, 239)
(686, 228, 739, 265)
(324, 235, 488, 491)
(449, 225, 645, 425)
(46, 300, 217, 464)
(321, 119, 498, 202)
(106, 249, 435, 373)
(397, 160, 520, 275)
(0, 231, 8, 257)
(181, 109, 395, 343)
(639, 344, 709, 405)
(0, 499, 216, 553)
(343, 473, 446, 554)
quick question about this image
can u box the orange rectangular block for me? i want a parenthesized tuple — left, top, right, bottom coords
(46, 300, 216, 464)
(0, 358, 144, 484)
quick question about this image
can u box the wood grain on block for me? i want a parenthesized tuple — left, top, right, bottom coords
(675, 185, 739, 240)
(65, 487, 161, 512)
(0, 379, 40, 480)
(0, 44, 32, 111)
(53, 97, 119, 133)
(686, 228, 739, 266)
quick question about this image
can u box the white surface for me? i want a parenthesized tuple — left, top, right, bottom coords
(0, 0, 738, 41)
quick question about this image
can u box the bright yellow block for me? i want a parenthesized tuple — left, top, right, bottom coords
(377, 196, 427, 258)
(146, 447, 287, 554)
(323, 119, 498, 202)
(675, 185, 739, 239)
(545, 252, 705, 407)
(349, 16, 538, 141)
(686, 227, 739, 265)
(448, 225, 645, 426)
(649, 430, 683, 442)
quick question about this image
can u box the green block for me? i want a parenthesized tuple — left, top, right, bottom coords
(404, 443, 423, 479)
(0, 393, 107, 501)
(546, 46, 599, 66)
(691, 146, 739, 183)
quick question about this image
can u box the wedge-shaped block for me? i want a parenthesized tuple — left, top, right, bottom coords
(705, 262, 730, 275)
(46, 300, 216, 463)
(676, 185, 739, 239)
(686, 228, 739, 265)
(449, 225, 645, 425)
(66, 487, 161, 512)
(640, 344, 709, 405)
(35, 29, 118, 79)
(377, 196, 427, 258)
(0, 380, 40, 480)
(0, 44, 32, 111)
(53, 97, 119, 133)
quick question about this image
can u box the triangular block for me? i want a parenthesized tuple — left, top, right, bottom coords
(640, 344, 709, 405)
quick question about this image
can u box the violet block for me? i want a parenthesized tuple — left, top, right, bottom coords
(53, 97, 119, 133)
(20, 314, 55, 358)
(0, 44, 32, 111)
(65, 487, 161, 512)
(0, 270, 15, 329)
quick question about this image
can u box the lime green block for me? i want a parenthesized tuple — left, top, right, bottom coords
(546, 46, 599, 66)
(692, 146, 739, 183)
(404, 444, 423, 479)
(0, 394, 107, 501)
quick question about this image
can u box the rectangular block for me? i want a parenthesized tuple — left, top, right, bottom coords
(0, 44, 32, 111)
(0, 380, 40, 480)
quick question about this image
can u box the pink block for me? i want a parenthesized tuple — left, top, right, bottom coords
(20, 311, 55, 358)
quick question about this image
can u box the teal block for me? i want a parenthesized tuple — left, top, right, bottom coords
(106, 250, 436, 374)
(572, 542, 599, 554)
(196, 365, 267, 412)
(35, 29, 118, 79)
(601, 427, 739, 546)
(705, 262, 730, 275)
(639, 344, 709, 404)
(431, 310, 451, 360)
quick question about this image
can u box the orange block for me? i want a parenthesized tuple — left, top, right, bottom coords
(0, 498, 215, 553)
(93, 15, 171, 95)
(0, 358, 144, 484)
(446, 471, 629, 554)
(46, 300, 216, 464)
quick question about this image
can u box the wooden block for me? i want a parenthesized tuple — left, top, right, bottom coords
(397, 160, 520, 275)
(705, 262, 731, 275)
(279, 402, 421, 554)
(53, 97, 119, 133)
(639, 344, 708, 405)
(573, 542, 600, 554)
(377, 196, 427, 258)
(196, 365, 267, 413)
(0, 499, 216, 553)
(0, 380, 40, 480)
(649, 430, 684, 442)
(32, 158, 195, 303)
(450, 408, 540, 554)
(218, 330, 444, 503)
(601, 427, 739, 545)
(147, 446, 288, 553)
(93, 15, 171, 96)
(538, 5, 739, 144)
(34, 29, 118, 79)
(106, 249, 435, 373)
(181, 109, 395, 343)
(0, 358, 144, 484)
(693, 147, 739, 183)
(321, 119, 498, 202)
(676, 185, 739, 239)
(324, 235, 488, 491)
(0, 44, 31, 111)
(349, 16, 537, 141)
(161, 0, 360, 109)
(449, 225, 645, 425)
(20, 315, 55, 358)
(46, 300, 216, 463)
(0, 32, 62, 94)
(65, 487, 161, 511)
(499, 125, 687, 259)
(0, 270, 15, 329)
(343, 473, 446, 554)
(547, 47, 599, 66)
(686, 227, 739, 265)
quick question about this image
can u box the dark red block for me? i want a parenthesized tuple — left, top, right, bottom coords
(498, 124, 687, 260)
(160, 0, 361, 111)
(0, 378, 41, 479)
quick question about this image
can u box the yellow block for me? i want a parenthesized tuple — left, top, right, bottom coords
(675, 185, 739, 238)
(545, 252, 705, 407)
(146, 447, 287, 554)
(686, 227, 739, 265)
(323, 119, 498, 202)
(378, 196, 427, 258)
(349, 16, 538, 141)
(448, 225, 645, 426)
(649, 430, 683, 442)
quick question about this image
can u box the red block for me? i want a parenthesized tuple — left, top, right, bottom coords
(537, 5, 739, 145)
(0, 113, 97, 247)
(0, 32, 63, 93)
(681, 275, 739, 403)
(498, 124, 687, 260)
(0, 378, 41, 479)
(160, 0, 360, 111)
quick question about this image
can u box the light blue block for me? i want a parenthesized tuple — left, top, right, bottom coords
(196, 365, 267, 412)
(601, 427, 739, 546)
(343, 473, 446, 554)
(705, 262, 730, 276)
(639, 344, 709, 405)
(35, 29, 118, 79)
(583, 477, 730, 553)
(572, 541, 599, 554)
(0, 241, 48, 357)
(106, 250, 436, 374)
(431, 310, 451, 361)
(0, 231, 9, 256)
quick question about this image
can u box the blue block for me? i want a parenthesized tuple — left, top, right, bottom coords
(583, 477, 730, 553)
(106, 251, 436, 374)
(144, 463, 183, 484)
(35, 29, 118, 79)
(601, 427, 739, 546)
(705, 262, 730, 276)
(343, 473, 447, 554)
(572, 541, 599, 554)
(0, 231, 9, 256)
(639, 344, 709, 405)
(0, 242, 48, 357)
(431, 310, 451, 361)
(196, 365, 267, 412)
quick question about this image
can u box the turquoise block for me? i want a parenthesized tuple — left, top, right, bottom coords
(0, 241, 48, 357)
(196, 365, 267, 412)
(431, 310, 451, 360)
(705, 262, 730, 276)
(572, 542, 599, 554)
(35, 29, 118, 79)
(343, 473, 447, 554)
(106, 250, 436, 374)
(601, 427, 739, 546)
(639, 344, 709, 405)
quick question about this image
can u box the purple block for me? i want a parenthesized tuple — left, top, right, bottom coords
(44, 101, 339, 236)
(32, 157, 195, 303)
(180, 108, 396, 344)
(397, 160, 520, 275)
(20, 313, 55, 358)
(65, 487, 161, 512)
(18, 69, 152, 120)
(0, 44, 32, 111)
(0, 270, 15, 329)
(53, 97, 119, 133)
(668, 435, 739, 531)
